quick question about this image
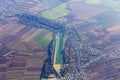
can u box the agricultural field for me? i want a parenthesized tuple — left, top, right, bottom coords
(92, 10, 120, 29)
(42, 0, 62, 8)
(34, 29, 53, 46)
(41, 4, 69, 20)
(40, 0, 80, 20)
(0, 0, 120, 80)
(68, 1, 109, 20)
(86, 0, 119, 8)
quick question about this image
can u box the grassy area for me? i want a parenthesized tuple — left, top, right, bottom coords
(41, 10, 61, 20)
(41, 4, 69, 20)
(41, 0, 80, 20)
(34, 30, 52, 46)
(52, 4, 69, 16)
(55, 35, 61, 64)
(54, 33, 63, 64)
(41, 78, 48, 80)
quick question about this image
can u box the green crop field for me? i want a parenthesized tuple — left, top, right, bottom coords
(52, 4, 69, 16)
(34, 30, 52, 46)
(41, 0, 80, 20)
(41, 4, 69, 20)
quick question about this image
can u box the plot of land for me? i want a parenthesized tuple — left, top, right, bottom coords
(86, 0, 119, 8)
(68, 2, 108, 20)
(34, 29, 52, 46)
(86, 0, 100, 4)
(92, 10, 120, 29)
(41, 4, 69, 20)
(41, 0, 80, 20)
(42, 0, 62, 8)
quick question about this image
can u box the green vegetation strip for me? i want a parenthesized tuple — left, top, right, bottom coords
(41, 78, 48, 80)
(86, 0, 100, 4)
(55, 33, 63, 64)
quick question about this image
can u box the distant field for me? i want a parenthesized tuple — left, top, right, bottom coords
(42, 0, 62, 8)
(86, 0, 100, 4)
(34, 30, 52, 46)
(41, 4, 69, 20)
(86, 0, 119, 8)
(41, 0, 80, 20)
(68, 2, 108, 20)
(92, 10, 120, 30)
